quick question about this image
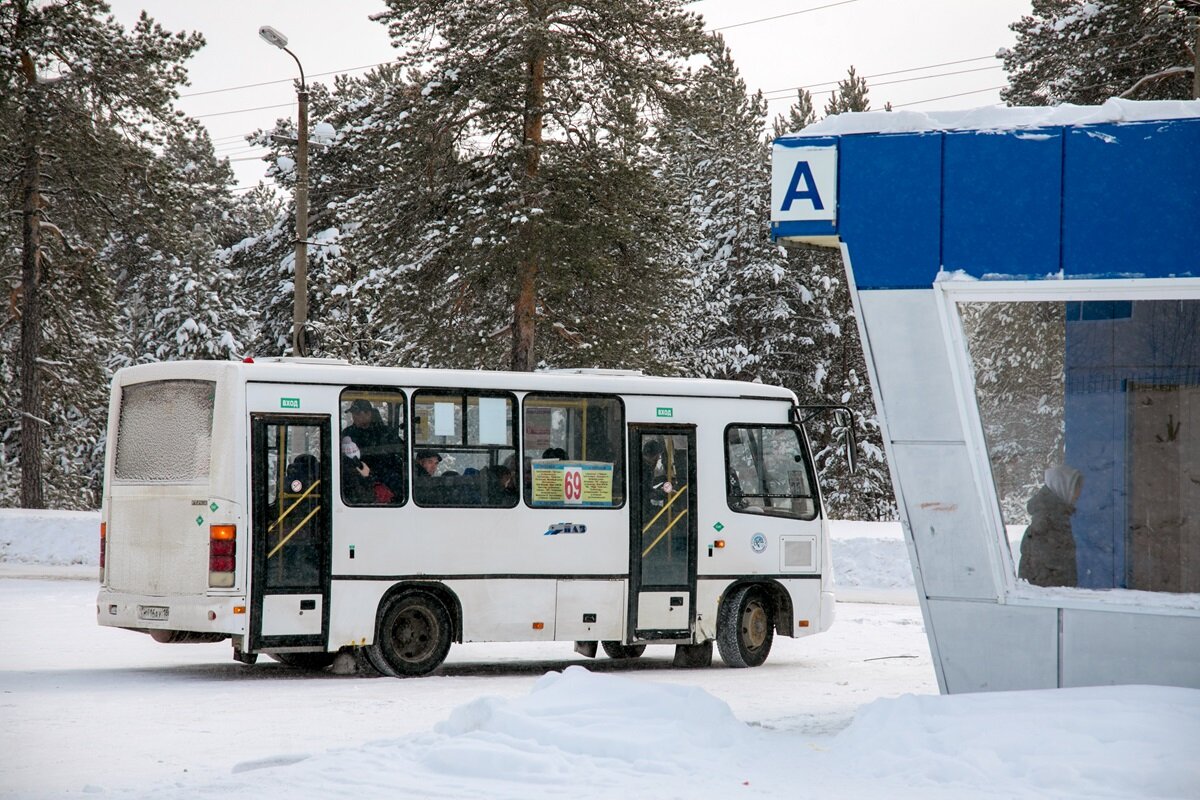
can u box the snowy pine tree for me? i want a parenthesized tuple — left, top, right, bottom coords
(369, 0, 709, 371)
(664, 38, 810, 384)
(772, 71, 895, 520)
(824, 66, 872, 115)
(1001, 0, 1198, 104)
(109, 125, 249, 364)
(0, 0, 204, 508)
(771, 88, 817, 140)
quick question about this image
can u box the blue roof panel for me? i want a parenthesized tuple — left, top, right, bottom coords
(943, 129, 1063, 279)
(838, 133, 942, 290)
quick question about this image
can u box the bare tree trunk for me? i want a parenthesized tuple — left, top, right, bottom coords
(511, 6, 546, 373)
(18, 43, 45, 508)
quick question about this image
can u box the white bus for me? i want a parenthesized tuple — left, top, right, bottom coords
(97, 359, 848, 676)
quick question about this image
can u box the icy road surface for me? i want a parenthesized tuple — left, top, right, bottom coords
(2, 573, 1197, 799)
(0, 573, 932, 797)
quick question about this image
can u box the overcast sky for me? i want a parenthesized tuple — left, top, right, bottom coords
(106, 0, 1032, 188)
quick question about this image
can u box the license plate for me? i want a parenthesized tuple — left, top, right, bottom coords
(138, 605, 169, 621)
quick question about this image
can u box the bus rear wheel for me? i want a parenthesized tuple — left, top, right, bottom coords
(716, 585, 774, 668)
(368, 591, 452, 678)
(601, 641, 646, 659)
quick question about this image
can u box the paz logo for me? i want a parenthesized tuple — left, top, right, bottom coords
(544, 522, 587, 536)
(751, 533, 767, 553)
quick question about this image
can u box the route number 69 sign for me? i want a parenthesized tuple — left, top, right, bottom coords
(563, 466, 583, 504)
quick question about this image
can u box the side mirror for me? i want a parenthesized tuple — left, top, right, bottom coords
(793, 404, 858, 475)
(835, 407, 857, 476)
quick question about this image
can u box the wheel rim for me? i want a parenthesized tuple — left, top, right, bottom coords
(740, 598, 769, 653)
(390, 604, 438, 662)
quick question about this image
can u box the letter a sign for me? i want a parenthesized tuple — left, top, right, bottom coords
(771, 143, 837, 226)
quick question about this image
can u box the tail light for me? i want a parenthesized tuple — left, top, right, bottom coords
(99, 521, 107, 580)
(209, 524, 236, 588)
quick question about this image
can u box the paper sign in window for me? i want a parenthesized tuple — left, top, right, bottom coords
(477, 397, 507, 445)
(531, 460, 613, 506)
(433, 402, 456, 437)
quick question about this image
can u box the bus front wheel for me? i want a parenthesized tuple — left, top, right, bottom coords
(601, 641, 646, 660)
(368, 591, 452, 677)
(716, 585, 774, 668)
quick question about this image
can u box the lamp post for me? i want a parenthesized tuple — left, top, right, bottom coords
(258, 25, 310, 357)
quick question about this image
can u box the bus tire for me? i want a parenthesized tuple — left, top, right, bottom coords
(601, 641, 646, 660)
(271, 652, 338, 670)
(368, 591, 452, 678)
(716, 585, 774, 668)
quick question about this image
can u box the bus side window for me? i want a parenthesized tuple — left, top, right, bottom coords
(412, 391, 518, 509)
(340, 389, 407, 507)
(522, 393, 625, 508)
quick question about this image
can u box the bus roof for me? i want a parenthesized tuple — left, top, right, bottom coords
(111, 359, 798, 402)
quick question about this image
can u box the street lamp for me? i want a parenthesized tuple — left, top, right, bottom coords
(258, 25, 310, 357)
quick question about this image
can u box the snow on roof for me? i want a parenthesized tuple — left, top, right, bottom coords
(786, 98, 1200, 138)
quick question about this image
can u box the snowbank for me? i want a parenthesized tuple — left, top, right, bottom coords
(0, 508, 96, 566)
(127, 666, 1200, 800)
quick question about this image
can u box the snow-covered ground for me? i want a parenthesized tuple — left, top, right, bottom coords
(1, 510, 1197, 799)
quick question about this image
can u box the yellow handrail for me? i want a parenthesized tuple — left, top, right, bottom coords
(640, 484, 688, 534)
(268, 480, 321, 533)
(641, 509, 688, 558)
(268, 505, 321, 559)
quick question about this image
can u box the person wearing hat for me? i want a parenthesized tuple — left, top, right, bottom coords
(340, 398, 404, 504)
(412, 448, 447, 505)
(1018, 465, 1082, 587)
(415, 449, 442, 478)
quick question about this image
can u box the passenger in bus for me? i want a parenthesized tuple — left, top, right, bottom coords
(486, 464, 518, 503)
(415, 449, 441, 478)
(341, 399, 404, 505)
(413, 449, 445, 505)
(639, 439, 668, 518)
(285, 452, 320, 491)
(542, 447, 567, 460)
(279, 453, 321, 584)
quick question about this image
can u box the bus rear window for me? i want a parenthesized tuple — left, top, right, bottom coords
(114, 380, 216, 482)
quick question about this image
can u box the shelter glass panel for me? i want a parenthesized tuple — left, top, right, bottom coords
(959, 299, 1200, 594)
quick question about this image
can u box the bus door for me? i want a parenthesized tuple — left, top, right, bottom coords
(248, 415, 331, 651)
(628, 426, 698, 641)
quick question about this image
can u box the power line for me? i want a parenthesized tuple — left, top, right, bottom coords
(764, 64, 1004, 103)
(763, 55, 998, 96)
(891, 85, 1007, 108)
(179, 3, 862, 102)
(847, 64, 1002, 90)
(181, 61, 395, 98)
(711, 0, 860, 31)
(196, 102, 294, 120)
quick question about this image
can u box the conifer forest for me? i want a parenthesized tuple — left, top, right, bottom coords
(2, 0, 1196, 514)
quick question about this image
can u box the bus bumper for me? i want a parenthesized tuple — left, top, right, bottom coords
(96, 589, 246, 636)
(820, 589, 836, 632)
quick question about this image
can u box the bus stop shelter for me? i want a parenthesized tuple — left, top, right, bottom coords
(771, 99, 1200, 693)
